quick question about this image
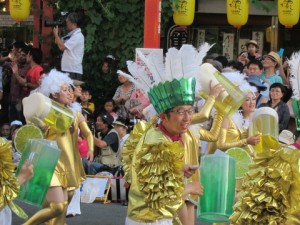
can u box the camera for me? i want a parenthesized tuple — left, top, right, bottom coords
(44, 12, 68, 27)
(44, 19, 65, 27)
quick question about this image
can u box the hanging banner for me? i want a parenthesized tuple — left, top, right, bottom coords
(197, 29, 205, 47)
(223, 33, 234, 60)
(238, 39, 248, 55)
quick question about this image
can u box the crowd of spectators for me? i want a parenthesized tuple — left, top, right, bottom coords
(0, 38, 298, 185)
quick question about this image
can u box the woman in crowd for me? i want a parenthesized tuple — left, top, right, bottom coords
(113, 69, 135, 119)
(259, 82, 290, 133)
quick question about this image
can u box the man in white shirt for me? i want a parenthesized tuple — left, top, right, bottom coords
(53, 12, 84, 81)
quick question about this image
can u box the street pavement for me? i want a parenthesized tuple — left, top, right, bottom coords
(12, 200, 212, 225)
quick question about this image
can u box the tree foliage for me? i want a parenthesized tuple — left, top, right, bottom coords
(48, 0, 173, 110)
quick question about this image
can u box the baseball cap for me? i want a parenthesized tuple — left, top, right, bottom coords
(100, 113, 114, 127)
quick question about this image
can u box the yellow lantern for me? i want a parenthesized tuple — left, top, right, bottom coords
(278, 0, 299, 28)
(173, 0, 195, 26)
(9, 0, 31, 22)
(227, 0, 249, 29)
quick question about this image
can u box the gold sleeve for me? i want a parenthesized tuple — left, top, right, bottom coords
(79, 121, 94, 153)
(216, 128, 247, 151)
(199, 111, 223, 142)
(192, 96, 215, 124)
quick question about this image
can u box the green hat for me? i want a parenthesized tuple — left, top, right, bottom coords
(148, 77, 196, 114)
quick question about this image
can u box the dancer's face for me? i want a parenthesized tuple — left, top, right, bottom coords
(53, 83, 72, 106)
(161, 104, 194, 135)
(242, 92, 256, 113)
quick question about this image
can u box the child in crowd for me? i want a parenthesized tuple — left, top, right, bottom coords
(103, 99, 118, 121)
(1, 123, 10, 139)
(80, 88, 95, 113)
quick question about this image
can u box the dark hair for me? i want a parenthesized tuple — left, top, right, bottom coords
(20, 45, 30, 55)
(13, 41, 26, 49)
(269, 82, 286, 100)
(28, 48, 43, 65)
(104, 99, 115, 106)
(81, 88, 91, 94)
(214, 56, 228, 68)
(227, 60, 244, 73)
(67, 12, 80, 25)
(247, 60, 263, 70)
(270, 82, 286, 94)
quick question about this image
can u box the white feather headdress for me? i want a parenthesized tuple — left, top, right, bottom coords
(222, 71, 257, 94)
(127, 43, 214, 93)
(126, 43, 214, 114)
(288, 52, 300, 99)
(40, 69, 73, 97)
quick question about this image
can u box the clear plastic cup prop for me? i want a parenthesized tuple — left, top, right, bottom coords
(197, 154, 236, 223)
(249, 107, 280, 153)
(198, 63, 246, 116)
(22, 93, 74, 133)
(16, 139, 61, 206)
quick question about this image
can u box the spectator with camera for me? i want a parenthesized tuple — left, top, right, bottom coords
(53, 12, 84, 81)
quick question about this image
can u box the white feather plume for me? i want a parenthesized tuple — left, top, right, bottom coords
(197, 42, 215, 65)
(223, 71, 256, 94)
(136, 49, 165, 84)
(165, 47, 183, 80)
(126, 61, 153, 92)
(288, 52, 300, 99)
(179, 44, 199, 78)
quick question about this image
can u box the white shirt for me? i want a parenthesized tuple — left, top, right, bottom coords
(61, 28, 84, 74)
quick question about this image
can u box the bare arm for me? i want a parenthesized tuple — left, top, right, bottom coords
(53, 26, 66, 51)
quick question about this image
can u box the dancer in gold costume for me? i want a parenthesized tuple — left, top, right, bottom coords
(207, 72, 260, 155)
(0, 137, 33, 225)
(182, 81, 225, 225)
(123, 45, 208, 225)
(23, 70, 93, 225)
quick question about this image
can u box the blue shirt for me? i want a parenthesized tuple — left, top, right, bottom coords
(260, 73, 283, 84)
